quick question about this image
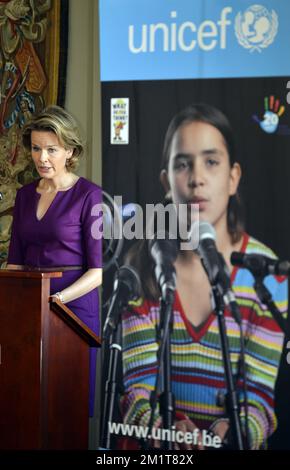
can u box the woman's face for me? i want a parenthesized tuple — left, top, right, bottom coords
(161, 121, 241, 234)
(31, 130, 72, 180)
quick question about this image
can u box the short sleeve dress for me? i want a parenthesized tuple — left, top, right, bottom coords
(8, 177, 102, 416)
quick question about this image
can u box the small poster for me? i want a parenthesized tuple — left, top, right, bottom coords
(110, 98, 129, 144)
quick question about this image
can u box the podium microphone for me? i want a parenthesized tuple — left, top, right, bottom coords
(197, 222, 241, 325)
(103, 265, 141, 339)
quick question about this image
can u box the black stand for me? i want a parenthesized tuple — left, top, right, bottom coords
(144, 289, 175, 450)
(101, 324, 122, 449)
(212, 285, 244, 450)
(158, 294, 175, 450)
(101, 265, 141, 448)
(254, 277, 289, 337)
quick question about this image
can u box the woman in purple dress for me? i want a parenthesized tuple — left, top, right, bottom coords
(6, 105, 102, 416)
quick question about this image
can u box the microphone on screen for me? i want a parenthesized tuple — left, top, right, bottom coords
(196, 221, 241, 325)
(231, 251, 290, 277)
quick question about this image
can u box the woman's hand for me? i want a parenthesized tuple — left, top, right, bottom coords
(50, 292, 64, 303)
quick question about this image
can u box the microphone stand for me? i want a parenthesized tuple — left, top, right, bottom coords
(101, 266, 140, 448)
(143, 287, 175, 451)
(158, 291, 175, 450)
(101, 322, 123, 450)
(212, 284, 244, 450)
(101, 265, 141, 449)
(253, 276, 289, 337)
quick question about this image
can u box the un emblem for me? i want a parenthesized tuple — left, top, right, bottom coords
(235, 4, 278, 52)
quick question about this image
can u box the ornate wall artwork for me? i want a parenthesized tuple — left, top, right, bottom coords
(0, 0, 68, 264)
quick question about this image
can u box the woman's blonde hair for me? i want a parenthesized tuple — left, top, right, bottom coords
(22, 105, 84, 171)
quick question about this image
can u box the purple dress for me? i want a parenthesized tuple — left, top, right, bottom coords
(8, 177, 102, 416)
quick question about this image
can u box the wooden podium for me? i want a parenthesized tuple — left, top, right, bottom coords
(0, 270, 101, 449)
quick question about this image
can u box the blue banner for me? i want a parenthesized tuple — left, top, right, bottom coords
(99, 0, 290, 81)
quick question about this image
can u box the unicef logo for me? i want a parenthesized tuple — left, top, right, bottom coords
(235, 4, 278, 52)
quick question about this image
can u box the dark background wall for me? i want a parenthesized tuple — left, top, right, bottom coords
(102, 76, 290, 449)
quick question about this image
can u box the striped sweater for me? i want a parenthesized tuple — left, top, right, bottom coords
(121, 234, 288, 449)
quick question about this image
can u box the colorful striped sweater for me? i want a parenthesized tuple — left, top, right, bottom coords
(121, 234, 288, 449)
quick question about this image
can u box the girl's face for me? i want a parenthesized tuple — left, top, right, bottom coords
(161, 121, 241, 234)
(31, 131, 73, 180)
